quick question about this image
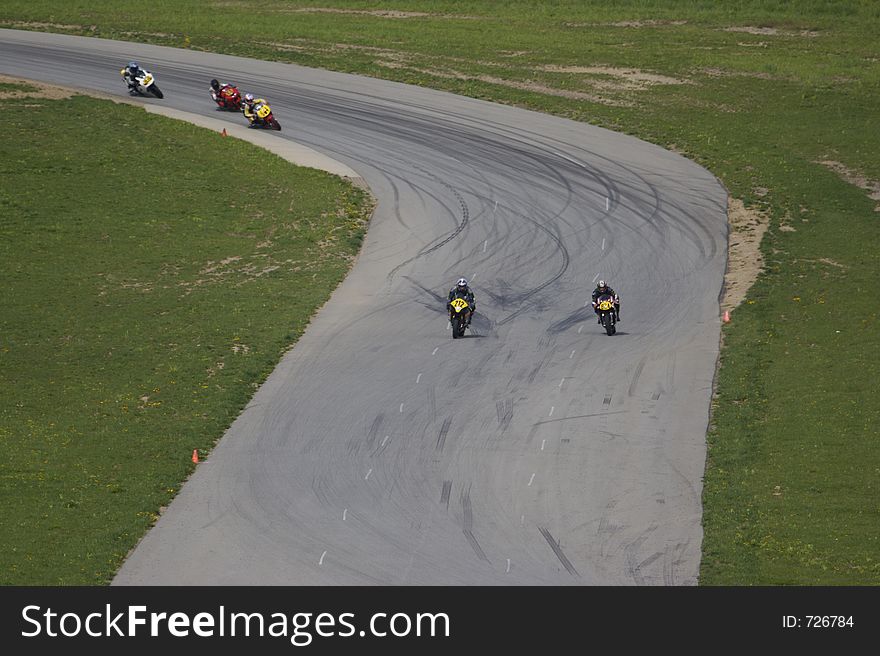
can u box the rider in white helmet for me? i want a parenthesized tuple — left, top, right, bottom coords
(241, 92, 268, 126)
(591, 279, 620, 322)
(447, 277, 476, 327)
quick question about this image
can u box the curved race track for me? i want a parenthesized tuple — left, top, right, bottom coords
(1, 29, 728, 585)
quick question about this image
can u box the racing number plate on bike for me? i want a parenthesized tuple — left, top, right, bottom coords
(598, 300, 614, 311)
(256, 105, 271, 118)
(450, 298, 469, 312)
(142, 74, 153, 85)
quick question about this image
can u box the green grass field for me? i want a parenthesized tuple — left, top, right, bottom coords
(0, 87, 371, 584)
(1, 1, 878, 584)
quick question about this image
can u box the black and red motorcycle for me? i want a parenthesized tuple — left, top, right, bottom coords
(210, 82, 242, 111)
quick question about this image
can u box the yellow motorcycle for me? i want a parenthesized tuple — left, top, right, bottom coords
(246, 102, 281, 130)
(449, 297, 471, 339)
(596, 294, 617, 336)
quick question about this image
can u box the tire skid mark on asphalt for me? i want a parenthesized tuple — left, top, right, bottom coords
(440, 480, 452, 508)
(436, 417, 452, 452)
(461, 488, 490, 562)
(495, 399, 513, 432)
(624, 526, 659, 586)
(387, 163, 470, 280)
(370, 434, 391, 458)
(366, 413, 384, 447)
(627, 357, 647, 397)
(494, 205, 571, 325)
(538, 527, 579, 577)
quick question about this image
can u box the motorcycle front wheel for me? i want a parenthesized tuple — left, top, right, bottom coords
(150, 85, 164, 99)
(604, 315, 616, 336)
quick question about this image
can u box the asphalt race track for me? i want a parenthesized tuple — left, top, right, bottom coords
(1, 29, 728, 585)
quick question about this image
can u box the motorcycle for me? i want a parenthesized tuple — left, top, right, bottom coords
(244, 102, 281, 130)
(595, 294, 617, 336)
(449, 297, 472, 339)
(121, 68, 163, 99)
(211, 85, 241, 111)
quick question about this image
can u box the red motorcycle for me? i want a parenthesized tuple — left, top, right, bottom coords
(210, 82, 241, 111)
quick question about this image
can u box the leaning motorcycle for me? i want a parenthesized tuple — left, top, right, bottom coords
(596, 294, 617, 336)
(211, 85, 241, 111)
(245, 102, 281, 130)
(449, 297, 471, 339)
(121, 68, 163, 99)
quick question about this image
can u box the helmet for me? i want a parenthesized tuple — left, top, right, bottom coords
(210, 78, 220, 91)
(244, 93, 254, 103)
(457, 278, 468, 288)
(598, 280, 607, 289)
(128, 61, 139, 71)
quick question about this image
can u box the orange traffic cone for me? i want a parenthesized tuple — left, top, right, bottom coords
(221, 128, 227, 137)
(192, 449, 199, 463)
(722, 310, 731, 323)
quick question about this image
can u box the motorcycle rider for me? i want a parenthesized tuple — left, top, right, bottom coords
(447, 277, 476, 327)
(121, 61, 143, 94)
(591, 280, 620, 323)
(241, 93, 269, 127)
(210, 78, 237, 106)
